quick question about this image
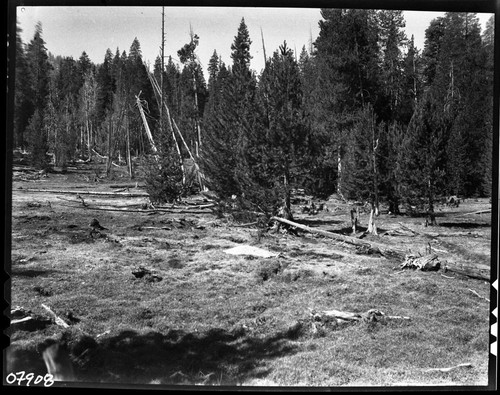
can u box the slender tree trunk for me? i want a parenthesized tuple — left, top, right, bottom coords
(193, 73, 201, 155)
(372, 120, 379, 216)
(87, 118, 92, 161)
(106, 119, 113, 177)
(426, 178, 437, 226)
(126, 115, 133, 179)
(337, 145, 342, 196)
(281, 169, 293, 221)
(367, 201, 378, 235)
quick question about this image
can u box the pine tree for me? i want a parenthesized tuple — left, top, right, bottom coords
(405, 89, 451, 225)
(95, 48, 115, 128)
(313, 8, 381, 199)
(239, 41, 312, 219)
(200, 18, 257, 203)
(14, 20, 33, 149)
(24, 22, 52, 168)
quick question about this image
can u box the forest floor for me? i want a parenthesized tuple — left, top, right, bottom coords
(5, 157, 493, 388)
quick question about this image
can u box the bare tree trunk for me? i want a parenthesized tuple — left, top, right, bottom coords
(126, 115, 133, 179)
(426, 178, 437, 226)
(367, 202, 378, 235)
(351, 206, 359, 235)
(86, 117, 92, 161)
(193, 74, 201, 155)
(106, 120, 113, 177)
(371, 114, 379, 216)
(337, 145, 342, 196)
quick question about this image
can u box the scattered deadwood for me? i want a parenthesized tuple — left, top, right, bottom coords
(399, 254, 441, 271)
(468, 288, 490, 302)
(55, 202, 211, 214)
(108, 183, 143, 189)
(458, 209, 491, 216)
(271, 216, 407, 260)
(442, 263, 490, 282)
(41, 304, 70, 328)
(18, 188, 149, 197)
(233, 221, 259, 227)
(310, 308, 410, 326)
(424, 363, 472, 373)
(398, 223, 485, 239)
(396, 253, 489, 281)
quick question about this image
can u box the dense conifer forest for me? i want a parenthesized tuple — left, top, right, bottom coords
(14, 10, 494, 224)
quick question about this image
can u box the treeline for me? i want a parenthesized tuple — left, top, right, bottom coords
(14, 10, 494, 222)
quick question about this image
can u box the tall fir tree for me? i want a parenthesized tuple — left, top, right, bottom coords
(24, 22, 52, 168)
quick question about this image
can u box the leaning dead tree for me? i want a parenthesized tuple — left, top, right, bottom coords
(135, 92, 158, 158)
(271, 216, 406, 259)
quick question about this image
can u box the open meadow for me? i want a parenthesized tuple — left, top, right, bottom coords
(5, 159, 493, 387)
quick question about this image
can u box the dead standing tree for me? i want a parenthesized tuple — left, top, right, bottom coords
(177, 26, 202, 157)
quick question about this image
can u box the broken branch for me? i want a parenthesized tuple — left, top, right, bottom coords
(41, 304, 69, 328)
(468, 288, 490, 302)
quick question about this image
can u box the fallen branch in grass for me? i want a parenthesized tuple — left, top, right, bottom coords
(76, 194, 88, 207)
(310, 308, 410, 325)
(440, 274, 455, 279)
(41, 304, 69, 328)
(424, 363, 472, 373)
(442, 263, 490, 282)
(140, 226, 172, 230)
(55, 202, 211, 214)
(457, 209, 491, 216)
(233, 221, 259, 227)
(108, 183, 142, 189)
(271, 216, 407, 260)
(468, 288, 490, 302)
(18, 188, 149, 197)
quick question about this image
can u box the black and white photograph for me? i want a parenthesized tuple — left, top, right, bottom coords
(4, 0, 498, 389)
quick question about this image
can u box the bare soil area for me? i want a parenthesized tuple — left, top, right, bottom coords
(5, 161, 493, 387)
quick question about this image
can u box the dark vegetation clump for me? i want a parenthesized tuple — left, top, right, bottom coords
(254, 259, 283, 282)
(142, 147, 185, 204)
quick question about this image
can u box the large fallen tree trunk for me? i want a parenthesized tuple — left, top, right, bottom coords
(55, 202, 212, 214)
(17, 188, 149, 197)
(442, 263, 490, 281)
(271, 216, 407, 260)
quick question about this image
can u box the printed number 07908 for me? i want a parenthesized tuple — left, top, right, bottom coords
(5, 371, 54, 387)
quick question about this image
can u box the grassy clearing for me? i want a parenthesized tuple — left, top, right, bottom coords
(5, 164, 492, 387)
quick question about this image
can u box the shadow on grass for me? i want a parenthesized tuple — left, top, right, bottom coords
(11, 267, 56, 278)
(438, 222, 491, 229)
(296, 218, 344, 227)
(45, 325, 303, 386)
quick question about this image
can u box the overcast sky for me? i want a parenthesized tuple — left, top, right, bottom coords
(16, 6, 493, 77)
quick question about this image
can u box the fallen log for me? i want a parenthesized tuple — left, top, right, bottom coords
(55, 202, 211, 214)
(311, 308, 410, 324)
(17, 188, 149, 197)
(400, 254, 441, 271)
(443, 263, 490, 282)
(271, 216, 407, 260)
(424, 363, 472, 373)
(468, 288, 490, 302)
(108, 183, 143, 189)
(41, 304, 70, 328)
(458, 209, 491, 216)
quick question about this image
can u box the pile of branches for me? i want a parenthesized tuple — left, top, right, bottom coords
(399, 253, 441, 271)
